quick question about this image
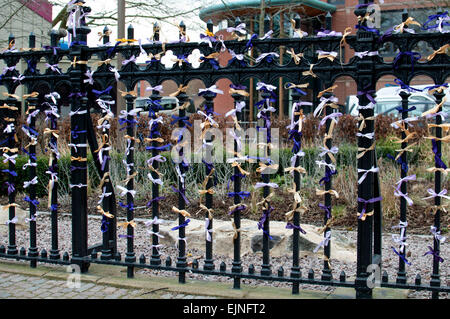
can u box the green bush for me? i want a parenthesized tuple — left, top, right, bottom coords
(0, 154, 99, 197)
(1, 139, 426, 198)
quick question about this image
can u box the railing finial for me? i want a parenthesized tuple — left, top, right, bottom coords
(127, 24, 134, 40)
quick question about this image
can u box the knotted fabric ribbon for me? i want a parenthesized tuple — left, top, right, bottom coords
(172, 206, 190, 217)
(315, 189, 339, 198)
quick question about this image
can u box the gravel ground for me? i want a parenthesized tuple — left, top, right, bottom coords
(0, 213, 448, 299)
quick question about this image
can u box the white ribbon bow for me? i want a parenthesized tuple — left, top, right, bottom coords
(254, 182, 279, 189)
(13, 74, 25, 83)
(46, 92, 61, 105)
(430, 226, 446, 243)
(119, 108, 143, 119)
(199, 85, 224, 95)
(358, 166, 379, 184)
(391, 117, 418, 129)
(354, 51, 379, 59)
(319, 146, 339, 158)
(6, 217, 18, 225)
(357, 102, 376, 110)
(197, 110, 219, 127)
(316, 50, 338, 59)
(24, 176, 38, 188)
(98, 146, 112, 165)
(229, 49, 244, 61)
(356, 132, 375, 140)
(146, 85, 164, 93)
(117, 185, 137, 198)
(259, 30, 273, 40)
(45, 63, 61, 73)
(225, 101, 246, 118)
(69, 108, 88, 117)
(44, 105, 59, 120)
(147, 155, 167, 167)
(84, 70, 94, 85)
(26, 110, 40, 124)
(150, 244, 164, 255)
(255, 52, 279, 63)
(2, 154, 17, 164)
(423, 189, 450, 200)
(227, 23, 246, 34)
(98, 187, 112, 204)
(96, 99, 115, 118)
(109, 66, 121, 81)
(147, 230, 165, 239)
(138, 39, 147, 57)
(69, 183, 88, 189)
(145, 216, 163, 227)
(229, 130, 242, 152)
(256, 82, 277, 92)
(4, 124, 15, 134)
(205, 218, 213, 242)
(315, 160, 336, 171)
(314, 231, 331, 253)
(122, 55, 136, 66)
(314, 96, 338, 118)
(147, 173, 163, 186)
(22, 160, 37, 170)
(317, 31, 342, 37)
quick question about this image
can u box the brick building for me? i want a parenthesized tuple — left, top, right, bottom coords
(0, 0, 53, 109)
(199, 0, 448, 120)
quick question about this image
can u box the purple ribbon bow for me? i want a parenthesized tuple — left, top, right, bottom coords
(227, 191, 251, 200)
(170, 115, 192, 127)
(171, 186, 190, 205)
(101, 216, 109, 233)
(24, 196, 39, 207)
(394, 79, 423, 93)
(319, 169, 338, 186)
(146, 196, 166, 207)
(119, 201, 135, 211)
(171, 219, 190, 231)
(2, 169, 18, 177)
(393, 51, 421, 73)
(357, 86, 376, 104)
(286, 222, 307, 234)
(228, 205, 247, 215)
(319, 204, 332, 219)
(424, 246, 444, 263)
(245, 34, 258, 50)
(5, 182, 15, 195)
(387, 154, 409, 174)
(358, 196, 383, 217)
(391, 246, 412, 265)
(432, 140, 447, 169)
(92, 86, 113, 97)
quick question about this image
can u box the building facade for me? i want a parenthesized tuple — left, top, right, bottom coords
(0, 0, 53, 111)
(199, 0, 448, 120)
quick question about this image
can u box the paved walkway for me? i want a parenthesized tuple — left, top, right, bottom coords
(0, 272, 215, 299)
(0, 260, 410, 299)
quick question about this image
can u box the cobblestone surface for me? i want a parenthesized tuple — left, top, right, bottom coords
(0, 272, 212, 299)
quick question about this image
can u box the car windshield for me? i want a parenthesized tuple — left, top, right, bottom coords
(377, 99, 435, 117)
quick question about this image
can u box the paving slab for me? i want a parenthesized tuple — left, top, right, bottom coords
(0, 260, 410, 299)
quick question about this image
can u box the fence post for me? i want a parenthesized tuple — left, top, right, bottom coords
(354, 0, 377, 299)
(68, 2, 91, 273)
(430, 90, 445, 299)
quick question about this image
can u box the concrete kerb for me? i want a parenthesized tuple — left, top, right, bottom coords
(0, 260, 409, 299)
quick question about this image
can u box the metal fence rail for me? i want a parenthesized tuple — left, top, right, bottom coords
(0, 0, 449, 299)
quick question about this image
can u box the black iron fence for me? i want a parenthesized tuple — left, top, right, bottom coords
(0, 1, 449, 299)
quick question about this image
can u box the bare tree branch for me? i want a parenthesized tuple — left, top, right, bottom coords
(0, 0, 33, 32)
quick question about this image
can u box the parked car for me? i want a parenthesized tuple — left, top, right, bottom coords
(136, 96, 196, 116)
(347, 84, 450, 119)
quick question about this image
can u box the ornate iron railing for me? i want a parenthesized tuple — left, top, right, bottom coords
(0, 1, 449, 299)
